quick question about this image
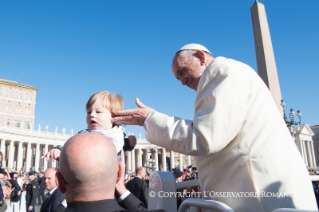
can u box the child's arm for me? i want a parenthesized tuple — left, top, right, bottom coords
(41, 148, 61, 162)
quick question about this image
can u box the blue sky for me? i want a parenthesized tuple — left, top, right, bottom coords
(1, 0, 318, 137)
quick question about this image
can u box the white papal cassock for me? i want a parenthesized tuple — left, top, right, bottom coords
(144, 57, 317, 212)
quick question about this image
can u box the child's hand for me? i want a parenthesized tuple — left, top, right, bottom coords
(41, 149, 61, 162)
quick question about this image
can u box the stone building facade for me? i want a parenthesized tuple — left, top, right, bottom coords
(0, 79, 38, 130)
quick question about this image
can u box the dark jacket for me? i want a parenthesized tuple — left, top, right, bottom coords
(125, 177, 148, 208)
(176, 188, 185, 210)
(51, 203, 66, 212)
(26, 179, 39, 206)
(9, 179, 21, 202)
(40, 188, 65, 212)
(38, 177, 45, 192)
(64, 199, 127, 212)
(53, 193, 165, 212)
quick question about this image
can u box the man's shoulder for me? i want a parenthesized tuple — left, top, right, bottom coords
(31, 180, 39, 188)
(130, 177, 145, 184)
(51, 189, 65, 199)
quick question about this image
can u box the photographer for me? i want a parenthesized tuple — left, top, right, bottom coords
(0, 169, 6, 211)
(5, 169, 21, 212)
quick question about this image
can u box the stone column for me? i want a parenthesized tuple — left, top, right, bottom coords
(179, 153, 183, 171)
(43, 144, 49, 170)
(142, 149, 147, 167)
(161, 148, 167, 171)
(306, 141, 313, 167)
(170, 151, 174, 171)
(145, 150, 150, 168)
(154, 149, 159, 171)
(301, 140, 308, 166)
(187, 155, 191, 166)
(34, 143, 40, 171)
(127, 151, 132, 172)
(17, 142, 23, 171)
(25, 142, 32, 171)
(310, 141, 317, 167)
(137, 149, 142, 167)
(131, 149, 135, 173)
(0, 140, 6, 167)
(8, 140, 14, 168)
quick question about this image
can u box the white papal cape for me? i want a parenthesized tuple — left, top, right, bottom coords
(144, 57, 317, 212)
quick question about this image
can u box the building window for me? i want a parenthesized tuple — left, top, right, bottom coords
(16, 123, 20, 128)
(28, 103, 31, 108)
(26, 123, 30, 129)
(6, 106, 11, 112)
(27, 94, 32, 101)
(7, 100, 11, 105)
(7, 91, 12, 98)
(7, 120, 10, 126)
(18, 93, 23, 100)
(16, 108, 21, 113)
(26, 109, 31, 115)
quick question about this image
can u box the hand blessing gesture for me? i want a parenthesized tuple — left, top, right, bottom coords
(112, 98, 153, 126)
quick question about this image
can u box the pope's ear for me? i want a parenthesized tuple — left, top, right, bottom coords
(56, 172, 66, 194)
(195, 50, 205, 65)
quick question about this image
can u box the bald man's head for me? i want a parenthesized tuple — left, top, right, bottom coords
(57, 133, 119, 201)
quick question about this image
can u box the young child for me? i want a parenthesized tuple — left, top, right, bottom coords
(42, 91, 125, 162)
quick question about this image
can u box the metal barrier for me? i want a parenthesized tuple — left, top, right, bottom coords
(272, 209, 318, 212)
(178, 199, 234, 212)
(148, 171, 177, 212)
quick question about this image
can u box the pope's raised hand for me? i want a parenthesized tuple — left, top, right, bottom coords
(112, 98, 153, 126)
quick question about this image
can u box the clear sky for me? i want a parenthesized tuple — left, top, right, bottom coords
(1, 0, 318, 137)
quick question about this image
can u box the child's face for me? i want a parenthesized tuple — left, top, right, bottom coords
(86, 98, 112, 130)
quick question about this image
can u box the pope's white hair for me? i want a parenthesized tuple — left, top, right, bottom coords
(175, 49, 196, 60)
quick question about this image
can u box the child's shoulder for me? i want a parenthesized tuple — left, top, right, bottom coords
(78, 129, 91, 134)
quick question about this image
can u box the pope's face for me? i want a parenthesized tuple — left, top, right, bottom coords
(172, 52, 206, 91)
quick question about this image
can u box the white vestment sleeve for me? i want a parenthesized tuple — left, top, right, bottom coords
(144, 58, 250, 156)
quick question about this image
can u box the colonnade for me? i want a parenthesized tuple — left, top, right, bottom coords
(0, 138, 58, 171)
(300, 140, 316, 167)
(125, 147, 193, 173)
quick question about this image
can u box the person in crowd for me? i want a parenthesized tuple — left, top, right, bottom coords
(0, 152, 3, 169)
(112, 43, 317, 212)
(125, 166, 148, 208)
(173, 169, 184, 209)
(0, 169, 6, 211)
(20, 176, 28, 212)
(7, 170, 22, 212)
(37, 172, 45, 206)
(55, 132, 158, 212)
(40, 168, 65, 212)
(26, 171, 39, 212)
